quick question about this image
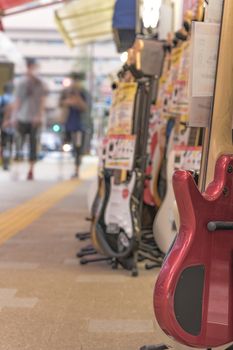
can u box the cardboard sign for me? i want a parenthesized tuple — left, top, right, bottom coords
(205, 0, 224, 23)
(189, 96, 213, 128)
(190, 21, 220, 98)
(105, 135, 136, 170)
(188, 22, 220, 127)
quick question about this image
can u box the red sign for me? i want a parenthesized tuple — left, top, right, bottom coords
(0, 0, 31, 10)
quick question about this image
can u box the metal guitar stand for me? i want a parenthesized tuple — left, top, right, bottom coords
(75, 216, 92, 241)
(79, 256, 112, 265)
(75, 232, 90, 241)
(140, 343, 170, 350)
(140, 344, 233, 350)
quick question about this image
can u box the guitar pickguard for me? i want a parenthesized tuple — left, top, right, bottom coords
(104, 173, 136, 238)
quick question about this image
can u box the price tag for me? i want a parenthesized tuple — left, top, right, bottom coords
(190, 21, 220, 98)
(108, 82, 137, 135)
(105, 135, 136, 171)
(188, 22, 220, 127)
(205, 0, 224, 23)
(189, 96, 213, 128)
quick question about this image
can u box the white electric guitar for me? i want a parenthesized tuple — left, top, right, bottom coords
(153, 127, 201, 253)
(104, 172, 136, 239)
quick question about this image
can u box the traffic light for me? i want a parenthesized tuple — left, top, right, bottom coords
(52, 124, 61, 133)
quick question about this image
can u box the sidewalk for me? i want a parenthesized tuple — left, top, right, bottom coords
(0, 154, 204, 350)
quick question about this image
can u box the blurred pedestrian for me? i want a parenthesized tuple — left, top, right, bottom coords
(0, 82, 15, 170)
(13, 58, 46, 180)
(59, 72, 91, 178)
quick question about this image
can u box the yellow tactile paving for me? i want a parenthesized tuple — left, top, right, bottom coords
(0, 165, 97, 245)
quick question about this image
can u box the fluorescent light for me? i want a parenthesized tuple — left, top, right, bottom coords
(142, 0, 162, 29)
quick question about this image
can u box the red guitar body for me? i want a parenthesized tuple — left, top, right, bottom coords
(154, 155, 233, 348)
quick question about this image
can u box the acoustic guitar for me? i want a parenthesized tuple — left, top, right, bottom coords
(154, 0, 233, 347)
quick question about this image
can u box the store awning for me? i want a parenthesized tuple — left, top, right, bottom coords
(0, 0, 64, 16)
(55, 0, 115, 48)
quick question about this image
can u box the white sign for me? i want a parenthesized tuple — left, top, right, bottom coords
(105, 135, 136, 171)
(189, 96, 212, 127)
(205, 0, 224, 23)
(190, 21, 220, 97)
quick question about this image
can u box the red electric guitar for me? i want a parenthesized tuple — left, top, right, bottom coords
(154, 0, 233, 348)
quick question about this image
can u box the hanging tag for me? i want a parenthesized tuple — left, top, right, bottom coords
(105, 135, 136, 171)
(188, 21, 220, 127)
(190, 21, 220, 98)
(205, 0, 224, 23)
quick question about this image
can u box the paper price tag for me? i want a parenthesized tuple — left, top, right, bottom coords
(105, 135, 136, 171)
(188, 22, 220, 127)
(205, 0, 224, 23)
(108, 82, 137, 135)
(191, 22, 220, 98)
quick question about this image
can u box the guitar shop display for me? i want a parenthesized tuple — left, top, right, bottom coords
(94, 39, 165, 275)
(143, 20, 192, 212)
(153, 36, 202, 254)
(154, 0, 233, 347)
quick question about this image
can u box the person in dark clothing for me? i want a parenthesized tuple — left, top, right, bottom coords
(0, 82, 14, 170)
(60, 72, 91, 178)
(13, 58, 46, 180)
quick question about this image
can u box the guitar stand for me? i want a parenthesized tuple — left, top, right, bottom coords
(75, 232, 91, 241)
(140, 345, 233, 350)
(75, 216, 93, 241)
(80, 256, 112, 265)
(140, 343, 170, 350)
(138, 240, 164, 270)
(114, 256, 139, 277)
(145, 261, 162, 270)
(77, 249, 97, 258)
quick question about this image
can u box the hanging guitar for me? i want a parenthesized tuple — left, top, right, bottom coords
(154, 0, 233, 347)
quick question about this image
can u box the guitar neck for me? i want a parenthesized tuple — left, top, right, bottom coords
(187, 127, 200, 147)
(199, 0, 233, 190)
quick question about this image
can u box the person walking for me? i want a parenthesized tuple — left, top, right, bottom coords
(60, 72, 91, 178)
(13, 58, 46, 180)
(0, 82, 15, 170)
